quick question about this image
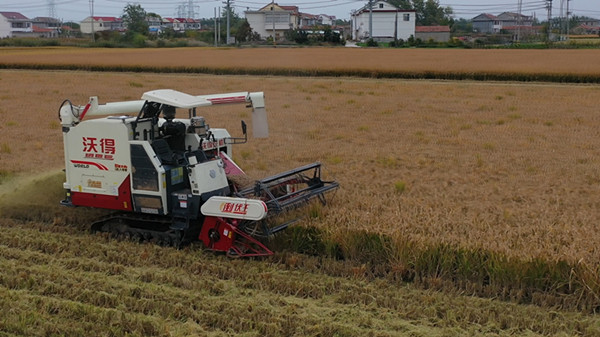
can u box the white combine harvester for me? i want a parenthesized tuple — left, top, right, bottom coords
(59, 89, 338, 256)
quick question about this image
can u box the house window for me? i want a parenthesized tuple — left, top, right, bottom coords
(403, 14, 410, 21)
(379, 3, 384, 8)
(265, 12, 289, 25)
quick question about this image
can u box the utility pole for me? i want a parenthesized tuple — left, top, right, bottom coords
(566, 0, 571, 41)
(559, 0, 565, 40)
(223, 0, 233, 44)
(89, 0, 94, 42)
(393, 9, 398, 42)
(546, 0, 553, 41)
(368, 0, 373, 40)
(516, 0, 523, 42)
(214, 7, 218, 46)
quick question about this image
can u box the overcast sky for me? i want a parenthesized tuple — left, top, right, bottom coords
(2, 0, 598, 23)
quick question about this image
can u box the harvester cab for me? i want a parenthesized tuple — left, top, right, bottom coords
(59, 89, 338, 257)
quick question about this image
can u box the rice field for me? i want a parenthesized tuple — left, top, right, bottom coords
(2, 67, 600, 298)
(2, 69, 600, 258)
(1, 46, 600, 329)
(0, 47, 600, 81)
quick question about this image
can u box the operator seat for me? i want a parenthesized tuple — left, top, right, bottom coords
(161, 120, 186, 152)
(160, 105, 186, 152)
(152, 139, 177, 165)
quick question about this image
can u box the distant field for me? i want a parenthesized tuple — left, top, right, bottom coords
(0, 47, 600, 81)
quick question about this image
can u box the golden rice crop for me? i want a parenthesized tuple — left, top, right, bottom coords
(3, 68, 600, 308)
(0, 47, 599, 77)
(1, 69, 600, 265)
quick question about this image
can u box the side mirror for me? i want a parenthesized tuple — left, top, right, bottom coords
(225, 120, 248, 145)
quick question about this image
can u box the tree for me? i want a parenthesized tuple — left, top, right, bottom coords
(235, 19, 255, 43)
(285, 29, 309, 44)
(451, 18, 472, 34)
(388, 0, 412, 10)
(122, 4, 148, 36)
(335, 18, 351, 26)
(423, 0, 453, 26)
(63, 21, 80, 30)
(388, 0, 453, 25)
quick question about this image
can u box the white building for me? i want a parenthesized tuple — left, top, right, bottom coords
(351, 1, 415, 41)
(0, 12, 33, 38)
(80, 16, 123, 34)
(245, 3, 300, 40)
(317, 14, 335, 26)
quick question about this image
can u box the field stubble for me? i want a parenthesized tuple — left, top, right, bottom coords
(3, 218, 600, 336)
(2, 70, 600, 310)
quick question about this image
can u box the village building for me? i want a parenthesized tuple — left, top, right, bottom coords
(415, 25, 451, 42)
(350, 1, 416, 42)
(80, 16, 123, 34)
(245, 3, 300, 40)
(0, 11, 32, 38)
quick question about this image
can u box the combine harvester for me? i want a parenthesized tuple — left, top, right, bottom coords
(58, 89, 338, 257)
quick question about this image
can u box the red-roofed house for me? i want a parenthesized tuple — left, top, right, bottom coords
(573, 18, 600, 35)
(32, 25, 55, 38)
(245, 3, 301, 40)
(32, 17, 62, 37)
(300, 13, 319, 28)
(415, 25, 450, 42)
(162, 18, 186, 32)
(80, 16, 123, 34)
(61, 25, 76, 37)
(0, 12, 33, 38)
(575, 24, 600, 35)
(502, 25, 543, 40)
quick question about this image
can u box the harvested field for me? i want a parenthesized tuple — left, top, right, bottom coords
(0, 47, 599, 81)
(2, 65, 600, 315)
(3, 218, 600, 336)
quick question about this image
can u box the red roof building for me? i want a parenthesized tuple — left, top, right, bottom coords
(0, 11, 33, 38)
(415, 25, 451, 42)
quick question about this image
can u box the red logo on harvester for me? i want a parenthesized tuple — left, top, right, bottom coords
(82, 137, 115, 160)
(220, 202, 248, 215)
(71, 160, 109, 170)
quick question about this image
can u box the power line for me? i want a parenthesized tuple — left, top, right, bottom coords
(2, 0, 79, 9)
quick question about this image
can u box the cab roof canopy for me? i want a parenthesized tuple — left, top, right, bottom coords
(142, 89, 211, 109)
